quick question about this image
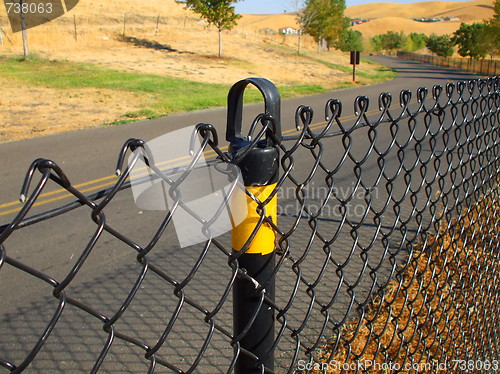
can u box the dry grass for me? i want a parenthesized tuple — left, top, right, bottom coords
(0, 0, 495, 142)
(345, 0, 495, 21)
(310, 189, 500, 373)
(0, 0, 384, 142)
(0, 76, 147, 140)
(0, 0, 493, 83)
(348, 0, 495, 39)
(0, 0, 318, 86)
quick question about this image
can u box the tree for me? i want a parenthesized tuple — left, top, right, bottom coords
(406, 32, 427, 52)
(334, 29, 364, 52)
(381, 31, 407, 54)
(294, 0, 306, 55)
(175, 0, 241, 57)
(426, 34, 454, 57)
(302, 0, 348, 52)
(479, 24, 498, 59)
(369, 31, 407, 54)
(452, 22, 487, 60)
(481, 0, 500, 59)
(20, 0, 29, 57)
(370, 34, 383, 52)
(369, 32, 405, 54)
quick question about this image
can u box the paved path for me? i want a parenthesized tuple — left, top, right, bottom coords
(0, 56, 484, 373)
(0, 56, 480, 208)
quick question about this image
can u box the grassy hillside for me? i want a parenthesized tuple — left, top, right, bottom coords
(347, 0, 494, 37)
(0, 0, 394, 142)
(64, 0, 187, 17)
(0, 0, 495, 142)
(345, 0, 494, 21)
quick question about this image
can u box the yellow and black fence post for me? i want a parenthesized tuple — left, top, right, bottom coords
(227, 78, 281, 374)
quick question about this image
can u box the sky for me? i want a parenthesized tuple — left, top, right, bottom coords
(234, 0, 474, 14)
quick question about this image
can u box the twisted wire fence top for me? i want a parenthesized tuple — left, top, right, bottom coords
(0, 76, 499, 373)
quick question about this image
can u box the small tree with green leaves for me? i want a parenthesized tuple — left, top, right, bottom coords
(370, 34, 383, 53)
(482, 0, 500, 59)
(175, 0, 240, 57)
(426, 33, 454, 57)
(369, 31, 407, 54)
(381, 31, 407, 54)
(452, 22, 487, 60)
(334, 29, 364, 52)
(302, 0, 348, 52)
(294, 0, 307, 55)
(405, 32, 427, 52)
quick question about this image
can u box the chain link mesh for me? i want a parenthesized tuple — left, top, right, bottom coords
(0, 76, 499, 373)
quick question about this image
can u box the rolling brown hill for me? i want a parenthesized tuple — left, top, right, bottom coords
(237, 0, 495, 40)
(345, 0, 494, 21)
(345, 0, 495, 38)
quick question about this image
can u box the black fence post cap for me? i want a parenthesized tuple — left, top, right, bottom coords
(226, 78, 282, 146)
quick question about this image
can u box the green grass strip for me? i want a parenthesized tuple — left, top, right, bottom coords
(304, 55, 397, 81)
(0, 56, 326, 118)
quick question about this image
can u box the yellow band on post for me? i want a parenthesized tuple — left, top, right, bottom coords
(232, 183, 277, 255)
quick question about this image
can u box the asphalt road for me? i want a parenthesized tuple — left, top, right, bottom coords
(0, 56, 485, 373)
(0, 56, 480, 209)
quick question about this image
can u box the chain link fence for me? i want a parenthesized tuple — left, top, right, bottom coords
(0, 75, 499, 373)
(398, 51, 500, 76)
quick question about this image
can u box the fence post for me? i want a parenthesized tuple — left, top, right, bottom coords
(73, 15, 77, 42)
(227, 78, 281, 374)
(155, 13, 160, 35)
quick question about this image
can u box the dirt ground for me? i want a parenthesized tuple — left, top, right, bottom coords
(0, 78, 147, 141)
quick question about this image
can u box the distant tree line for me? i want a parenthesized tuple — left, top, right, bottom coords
(369, 32, 453, 57)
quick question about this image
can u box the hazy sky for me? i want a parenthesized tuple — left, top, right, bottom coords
(234, 0, 474, 14)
